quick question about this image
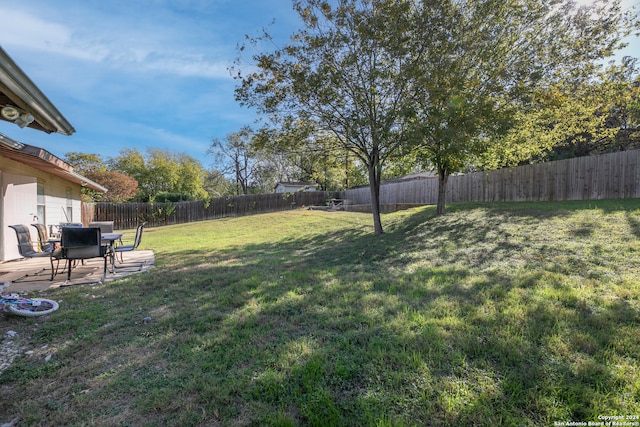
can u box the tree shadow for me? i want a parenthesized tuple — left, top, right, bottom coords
(626, 211, 640, 239)
(4, 202, 639, 425)
(125, 203, 638, 424)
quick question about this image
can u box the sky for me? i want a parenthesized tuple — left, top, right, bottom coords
(0, 0, 301, 167)
(0, 0, 639, 169)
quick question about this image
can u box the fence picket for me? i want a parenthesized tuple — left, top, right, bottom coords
(86, 151, 640, 228)
(88, 191, 339, 229)
(343, 150, 640, 206)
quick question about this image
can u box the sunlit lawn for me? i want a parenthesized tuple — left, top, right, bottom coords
(1, 199, 639, 426)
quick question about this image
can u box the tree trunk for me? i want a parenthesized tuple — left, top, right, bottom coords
(436, 168, 449, 215)
(368, 160, 384, 235)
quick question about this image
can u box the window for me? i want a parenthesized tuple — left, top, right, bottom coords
(65, 188, 73, 222)
(37, 182, 45, 224)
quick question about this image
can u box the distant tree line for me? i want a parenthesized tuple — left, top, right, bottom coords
(66, 132, 367, 203)
(66, 149, 209, 203)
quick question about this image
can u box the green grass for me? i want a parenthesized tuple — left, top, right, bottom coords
(1, 200, 640, 426)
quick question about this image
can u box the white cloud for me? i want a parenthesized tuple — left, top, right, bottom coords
(0, 8, 70, 48)
(0, 7, 112, 62)
(0, 5, 230, 79)
(115, 52, 231, 79)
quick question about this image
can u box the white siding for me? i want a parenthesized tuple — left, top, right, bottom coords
(1, 172, 38, 260)
(1, 155, 84, 261)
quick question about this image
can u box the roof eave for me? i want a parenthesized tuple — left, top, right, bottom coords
(0, 133, 107, 193)
(0, 46, 75, 136)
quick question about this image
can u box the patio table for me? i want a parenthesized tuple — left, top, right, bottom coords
(102, 233, 123, 272)
(48, 231, 123, 275)
(49, 232, 122, 247)
(101, 233, 123, 247)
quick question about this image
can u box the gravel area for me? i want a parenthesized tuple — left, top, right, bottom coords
(0, 338, 24, 374)
(0, 324, 36, 375)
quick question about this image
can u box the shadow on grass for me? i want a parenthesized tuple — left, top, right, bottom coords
(627, 210, 640, 239)
(2, 201, 639, 425)
(119, 202, 638, 425)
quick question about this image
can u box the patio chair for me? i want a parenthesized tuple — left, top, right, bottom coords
(31, 223, 53, 252)
(59, 222, 83, 230)
(9, 225, 54, 258)
(8, 224, 62, 280)
(88, 221, 119, 248)
(114, 222, 146, 263)
(58, 227, 112, 281)
(88, 221, 114, 233)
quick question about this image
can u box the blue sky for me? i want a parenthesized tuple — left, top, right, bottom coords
(0, 0, 639, 169)
(0, 0, 300, 167)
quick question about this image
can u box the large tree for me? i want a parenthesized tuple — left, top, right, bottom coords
(64, 152, 107, 174)
(203, 169, 235, 197)
(208, 128, 258, 195)
(251, 123, 367, 190)
(234, 0, 420, 234)
(406, 0, 639, 214)
(480, 60, 637, 166)
(65, 152, 139, 202)
(110, 148, 208, 202)
(173, 153, 208, 201)
(86, 170, 139, 202)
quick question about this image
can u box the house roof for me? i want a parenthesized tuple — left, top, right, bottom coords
(0, 133, 107, 192)
(0, 46, 75, 135)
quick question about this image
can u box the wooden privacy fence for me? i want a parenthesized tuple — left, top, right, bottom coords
(86, 191, 339, 229)
(84, 150, 639, 228)
(344, 150, 640, 205)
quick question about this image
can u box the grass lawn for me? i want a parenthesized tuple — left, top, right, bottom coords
(1, 200, 640, 426)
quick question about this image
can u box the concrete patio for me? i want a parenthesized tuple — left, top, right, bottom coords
(0, 250, 155, 293)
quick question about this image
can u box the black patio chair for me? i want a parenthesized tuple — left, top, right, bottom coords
(60, 222, 83, 227)
(114, 222, 146, 263)
(8, 224, 62, 280)
(30, 223, 53, 252)
(58, 227, 112, 281)
(88, 221, 114, 233)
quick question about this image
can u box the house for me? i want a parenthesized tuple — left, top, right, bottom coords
(274, 181, 319, 193)
(0, 135, 107, 261)
(0, 46, 106, 262)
